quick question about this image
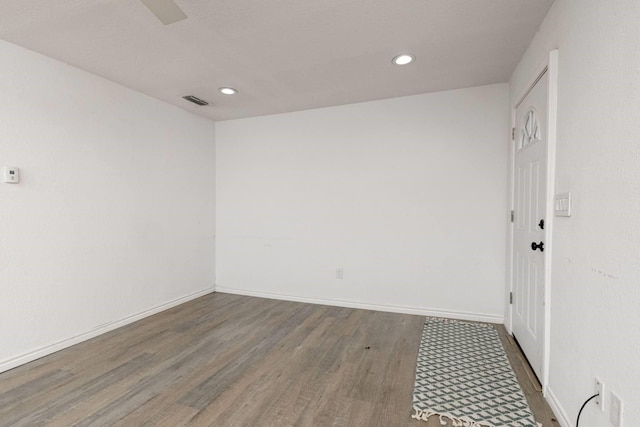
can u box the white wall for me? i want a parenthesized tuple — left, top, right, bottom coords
(510, 0, 640, 425)
(216, 84, 509, 322)
(0, 39, 216, 372)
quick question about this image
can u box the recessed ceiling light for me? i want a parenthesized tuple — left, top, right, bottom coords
(392, 54, 415, 66)
(219, 87, 238, 95)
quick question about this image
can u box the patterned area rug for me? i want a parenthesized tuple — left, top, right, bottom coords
(411, 318, 538, 427)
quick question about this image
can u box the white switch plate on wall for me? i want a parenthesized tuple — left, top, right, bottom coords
(554, 192, 571, 216)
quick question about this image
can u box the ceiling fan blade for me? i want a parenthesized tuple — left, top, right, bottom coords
(140, 0, 187, 25)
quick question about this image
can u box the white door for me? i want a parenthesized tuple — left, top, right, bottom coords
(512, 70, 548, 381)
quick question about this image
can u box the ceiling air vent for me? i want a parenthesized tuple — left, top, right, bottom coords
(182, 95, 210, 106)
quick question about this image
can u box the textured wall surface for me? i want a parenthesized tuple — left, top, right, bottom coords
(510, 0, 640, 425)
(216, 84, 509, 322)
(0, 39, 216, 371)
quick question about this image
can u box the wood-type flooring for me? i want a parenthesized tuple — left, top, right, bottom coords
(0, 293, 560, 426)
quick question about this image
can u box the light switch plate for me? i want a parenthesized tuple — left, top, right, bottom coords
(554, 192, 571, 217)
(3, 167, 20, 184)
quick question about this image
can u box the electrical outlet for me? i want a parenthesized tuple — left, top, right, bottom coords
(594, 378, 604, 410)
(336, 268, 343, 279)
(610, 391, 623, 427)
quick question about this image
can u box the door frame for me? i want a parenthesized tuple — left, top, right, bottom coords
(506, 49, 558, 395)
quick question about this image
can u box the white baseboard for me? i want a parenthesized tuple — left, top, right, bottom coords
(214, 286, 504, 324)
(546, 386, 571, 427)
(0, 287, 215, 374)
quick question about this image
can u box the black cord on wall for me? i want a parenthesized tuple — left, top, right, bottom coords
(576, 393, 599, 427)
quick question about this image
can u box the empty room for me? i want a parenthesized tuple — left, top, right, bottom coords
(1, 0, 639, 426)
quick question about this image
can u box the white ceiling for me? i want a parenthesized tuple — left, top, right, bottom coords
(0, 0, 554, 121)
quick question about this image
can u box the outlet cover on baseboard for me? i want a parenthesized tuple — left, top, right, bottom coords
(610, 391, 623, 427)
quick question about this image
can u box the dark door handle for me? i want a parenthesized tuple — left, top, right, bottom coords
(538, 219, 545, 230)
(531, 241, 545, 252)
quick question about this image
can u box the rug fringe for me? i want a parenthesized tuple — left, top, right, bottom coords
(412, 407, 493, 427)
(425, 317, 495, 329)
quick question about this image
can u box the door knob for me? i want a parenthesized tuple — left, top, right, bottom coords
(538, 219, 545, 230)
(531, 241, 545, 252)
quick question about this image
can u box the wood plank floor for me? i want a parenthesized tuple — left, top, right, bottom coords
(0, 293, 560, 426)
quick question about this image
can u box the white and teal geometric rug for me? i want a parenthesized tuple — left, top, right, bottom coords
(411, 318, 539, 427)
